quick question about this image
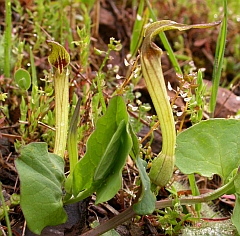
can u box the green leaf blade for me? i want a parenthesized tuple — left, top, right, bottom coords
(15, 142, 67, 235)
(95, 126, 132, 204)
(14, 68, 31, 90)
(176, 119, 240, 183)
(129, 126, 155, 215)
(133, 157, 156, 215)
(94, 119, 126, 181)
(72, 96, 131, 204)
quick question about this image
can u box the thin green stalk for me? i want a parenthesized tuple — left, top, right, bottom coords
(95, 38, 122, 114)
(209, 0, 227, 117)
(0, 182, 12, 236)
(4, 0, 12, 77)
(157, 167, 239, 209)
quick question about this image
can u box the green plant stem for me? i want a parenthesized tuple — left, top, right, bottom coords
(4, 0, 12, 77)
(81, 206, 136, 236)
(54, 69, 69, 158)
(81, 169, 238, 236)
(0, 182, 12, 236)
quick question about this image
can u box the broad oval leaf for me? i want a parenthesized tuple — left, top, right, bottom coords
(176, 119, 240, 183)
(15, 142, 67, 235)
(14, 68, 31, 90)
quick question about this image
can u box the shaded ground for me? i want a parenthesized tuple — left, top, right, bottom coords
(1, 0, 240, 235)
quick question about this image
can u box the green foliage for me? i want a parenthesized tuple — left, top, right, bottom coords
(15, 142, 67, 235)
(0, 92, 7, 102)
(65, 98, 81, 194)
(176, 119, 240, 183)
(176, 119, 240, 233)
(71, 96, 132, 204)
(232, 192, 240, 233)
(130, 0, 149, 58)
(129, 125, 156, 215)
(157, 207, 191, 235)
(0, 34, 15, 76)
(16, 75, 54, 143)
(94, 38, 122, 115)
(188, 70, 206, 124)
(133, 155, 156, 214)
(72, 4, 91, 69)
(14, 69, 31, 90)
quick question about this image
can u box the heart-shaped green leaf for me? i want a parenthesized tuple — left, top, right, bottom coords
(176, 119, 240, 183)
(15, 142, 67, 235)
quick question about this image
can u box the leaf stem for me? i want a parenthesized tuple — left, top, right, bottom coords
(81, 206, 136, 236)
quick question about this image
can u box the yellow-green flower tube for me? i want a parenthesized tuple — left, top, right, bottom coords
(140, 20, 220, 187)
(47, 40, 70, 158)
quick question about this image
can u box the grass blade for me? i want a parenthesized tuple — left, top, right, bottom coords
(4, 0, 12, 77)
(209, 0, 227, 117)
(130, 0, 149, 58)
